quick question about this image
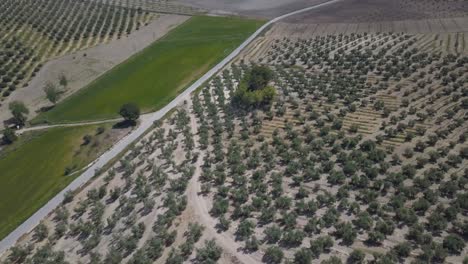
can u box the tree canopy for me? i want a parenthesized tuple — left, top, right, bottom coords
(44, 83, 60, 105)
(247, 64, 275, 91)
(2, 128, 17, 144)
(9, 101, 29, 127)
(232, 65, 276, 108)
(119, 103, 140, 124)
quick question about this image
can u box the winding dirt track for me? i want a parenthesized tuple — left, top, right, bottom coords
(185, 102, 261, 263)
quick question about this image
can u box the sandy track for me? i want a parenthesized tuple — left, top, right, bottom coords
(0, 14, 189, 128)
(186, 102, 261, 264)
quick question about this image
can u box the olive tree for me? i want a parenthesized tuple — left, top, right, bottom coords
(9, 101, 29, 127)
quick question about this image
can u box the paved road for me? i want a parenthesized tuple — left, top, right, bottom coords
(0, 0, 341, 256)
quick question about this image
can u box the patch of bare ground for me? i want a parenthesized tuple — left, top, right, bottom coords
(88, 0, 204, 15)
(173, 0, 329, 18)
(0, 14, 188, 128)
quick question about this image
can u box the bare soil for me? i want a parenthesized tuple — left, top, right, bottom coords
(285, 0, 468, 24)
(174, 0, 329, 18)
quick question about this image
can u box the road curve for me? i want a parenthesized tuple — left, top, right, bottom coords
(0, 0, 341, 256)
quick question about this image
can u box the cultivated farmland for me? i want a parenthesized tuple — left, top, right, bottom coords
(0, 2, 262, 251)
(34, 16, 264, 124)
(4, 22, 467, 263)
(1, 0, 468, 264)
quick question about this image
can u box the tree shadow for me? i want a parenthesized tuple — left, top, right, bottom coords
(2, 118, 16, 127)
(113, 120, 136, 129)
(37, 105, 55, 113)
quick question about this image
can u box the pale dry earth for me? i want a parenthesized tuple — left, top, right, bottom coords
(285, 0, 468, 24)
(174, 0, 329, 18)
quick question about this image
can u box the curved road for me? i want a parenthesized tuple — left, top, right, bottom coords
(0, 0, 341, 256)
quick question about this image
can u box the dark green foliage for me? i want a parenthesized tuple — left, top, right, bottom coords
(236, 220, 255, 241)
(247, 65, 274, 91)
(146, 236, 164, 260)
(367, 231, 385, 245)
(166, 249, 184, 264)
(334, 222, 357, 245)
(264, 225, 282, 244)
(392, 242, 412, 258)
(28, 244, 68, 264)
(262, 246, 283, 264)
(245, 236, 260, 252)
(426, 210, 448, 233)
(44, 83, 60, 105)
(195, 239, 222, 264)
(347, 250, 365, 264)
(419, 242, 447, 262)
(281, 229, 305, 247)
(2, 127, 17, 144)
(119, 103, 140, 124)
(321, 256, 343, 264)
(33, 222, 48, 241)
(105, 248, 123, 264)
(294, 248, 312, 264)
(217, 216, 231, 232)
(211, 198, 229, 216)
(310, 236, 334, 258)
(232, 65, 276, 108)
(186, 223, 205, 242)
(443, 234, 465, 254)
(353, 211, 373, 231)
(8, 100, 29, 127)
(8, 245, 32, 263)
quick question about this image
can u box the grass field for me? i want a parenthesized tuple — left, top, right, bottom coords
(34, 16, 263, 124)
(0, 124, 123, 239)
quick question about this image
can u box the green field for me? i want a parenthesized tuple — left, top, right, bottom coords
(35, 16, 263, 124)
(0, 124, 120, 239)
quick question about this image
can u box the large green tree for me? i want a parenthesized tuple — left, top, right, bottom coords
(119, 103, 140, 125)
(233, 65, 276, 108)
(247, 64, 274, 91)
(44, 83, 61, 105)
(2, 127, 17, 144)
(9, 101, 29, 127)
